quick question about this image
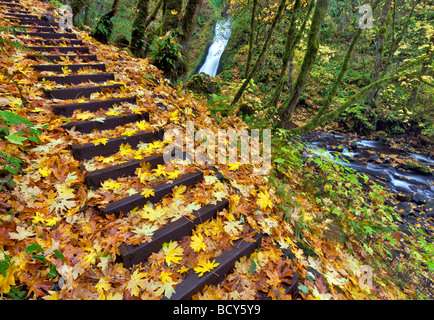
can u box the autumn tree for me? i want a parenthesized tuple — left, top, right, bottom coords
(277, 0, 330, 128)
(231, 0, 287, 106)
(91, 0, 121, 44)
(130, 0, 150, 57)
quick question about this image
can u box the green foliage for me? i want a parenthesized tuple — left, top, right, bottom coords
(149, 32, 184, 79)
(49, 0, 64, 8)
(0, 244, 65, 298)
(0, 110, 41, 176)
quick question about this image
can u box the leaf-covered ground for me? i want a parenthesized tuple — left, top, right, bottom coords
(0, 0, 432, 300)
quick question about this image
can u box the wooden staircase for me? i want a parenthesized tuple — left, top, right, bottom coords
(1, 0, 298, 300)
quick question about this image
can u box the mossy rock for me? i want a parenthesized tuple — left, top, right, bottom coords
(185, 73, 221, 97)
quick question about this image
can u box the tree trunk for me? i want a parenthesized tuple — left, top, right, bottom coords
(292, 51, 433, 133)
(179, 0, 203, 56)
(292, 28, 363, 134)
(277, 0, 330, 128)
(373, 0, 420, 105)
(91, 0, 121, 44)
(367, 0, 391, 106)
(230, 0, 287, 106)
(130, 0, 149, 57)
(245, 0, 258, 78)
(267, 0, 313, 110)
(160, 0, 183, 36)
(292, 0, 381, 134)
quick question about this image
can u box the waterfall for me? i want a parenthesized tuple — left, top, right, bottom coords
(197, 19, 232, 77)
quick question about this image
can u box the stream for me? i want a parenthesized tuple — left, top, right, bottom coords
(300, 130, 434, 222)
(197, 19, 232, 77)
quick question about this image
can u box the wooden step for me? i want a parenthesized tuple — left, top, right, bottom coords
(39, 73, 114, 85)
(52, 97, 136, 117)
(28, 46, 89, 54)
(32, 63, 105, 74)
(26, 38, 83, 46)
(27, 54, 98, 63)
(6, 13, 39, 19)
(84, 153, 163, 189)
(0, 3, 24, 8)
(120, 199, 230, 268)
(63, 111, 148, 134)
(166, 234, 262, 300)
(12, 18, 58, 27)
(102, 170, 204, 217)
(15, 31, 77, 39)
(0, 3, 24, 9)
(21, 26, 61, 33)
(45, 84, 122, 100)
(71, 128, 164, 160)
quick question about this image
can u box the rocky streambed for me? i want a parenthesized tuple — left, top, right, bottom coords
(300, 130, 434, 223)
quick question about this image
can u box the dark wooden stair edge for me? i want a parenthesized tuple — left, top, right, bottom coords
(84, 153, 163, 189)
(52, 96, 136, 117)
(71, 128, 164, 160)
(102, 170, 204, 217)
(28, 54, 98, 63)
(45, 84, 122, 100)
(38, 73, 115, 85)
(32, 63, 105, 73)
(120, 199, 230, 268)
(83, 148, 187, 189)
(62, 112, 149, 134)
(165, 234, 262, 300)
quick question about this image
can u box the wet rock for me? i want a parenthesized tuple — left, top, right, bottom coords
(349, 140, 358, 150)
(412, 191, 429, 205)
(397, 202, 412, 217)
(185, 73, 221, 97)
(368, 154, 379, 162)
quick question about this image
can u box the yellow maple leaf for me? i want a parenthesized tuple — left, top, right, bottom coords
(101, 178, 122, 190)
(126, 269, 147, 297)
(105, 110, 121, 117)
(95, 278, 111, 294)
(161, 241, 183, 266)
(75, 112, 94, 121)
(167, 170, 180, 180)
(172, 184, 186, 199)
(31, 211, 45, 224)
(152, 164, 167, 177)
(122, 129, 138, 137)
(190, 232, 206, 253)
(9, 226, 36, 241)
(92, 138, 109, 146)
(170, 110, 180, 122)
(0, 262, 16, 294)
(136, 120, 150, 131)
(141, 188, 155, 198)
(39, 167, 52, 177)
(61, 66, 72, 76)
(256, 190, 273, 210)
(194, 258, 220, 277)
(159, 270, 173, 284)
(228, 162, 241, 171)
(153, 280, 177, 299)
(119, 143, 133, 157)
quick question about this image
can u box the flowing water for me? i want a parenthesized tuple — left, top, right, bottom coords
(300, 130, 434, 219)
(197, 19, 232, 77)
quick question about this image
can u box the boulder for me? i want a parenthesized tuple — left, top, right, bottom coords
(185, 73, 221, 97)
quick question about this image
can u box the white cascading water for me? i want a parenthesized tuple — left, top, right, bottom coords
(198, 19, 232, 77)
